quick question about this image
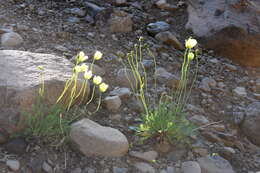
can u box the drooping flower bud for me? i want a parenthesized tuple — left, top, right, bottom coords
(188, 52, 195, 60)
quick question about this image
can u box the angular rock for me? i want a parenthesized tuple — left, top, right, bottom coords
(65, 8, 86, 17)
(0, 128, 9, 144)
(113, 167, 128, 173)
(167, 147, 187, 162)
(0, 50, 89, 135)
(231, 112, 245, 125)
(70, 118, 129, 157)
(155, 0, 179, 11)
(219, 147, 236, 160)
(242, 102, 260, 146)
(193, 148, 209, 157)
(181, 161, 201, 173)
(166, 166, 176, 173)
(129, 150, 158, 162)
(134, 162, 155, 173)
(141, 60, 154, 70)
(155, 67, 180, 88)
(104, 95, 122, 112)
(198, 155, 235, 173)
(42, 161, 53, 173)
(83, 1, 110, 20)
(109, 11, 133, 33)
(115, 0, 127, 6)
(233, 87, 247, 97)
(1, 32, 23, 47)
(155, 31, 184, 50)
(109, 87, 132, 100)
(256, 79, 260, 93)
(71, 168, 82, 173)
(5, 137, 27, 155)
(116, 68, 137, 88)
(189, 115, 209, 126)
(0, 15, 9, 23)
(202, 132, 222, 143)
(199, 77, 217, 92)
(127, 96, 144, 113)
(147, 21, 170, 36)
(6, 160, 20, 171)
(67, 16, 80, 23)
(186, 0, 260, 67)
(0, 28, 13, 34)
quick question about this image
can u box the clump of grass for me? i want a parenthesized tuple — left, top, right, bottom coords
(22, 103, 76, 147)
(119, 37, 199, 144)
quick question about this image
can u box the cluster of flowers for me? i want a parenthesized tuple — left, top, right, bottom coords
(74, 51, 108, 93)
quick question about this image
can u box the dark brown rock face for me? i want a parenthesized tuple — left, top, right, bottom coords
(186, 0, 260, 67)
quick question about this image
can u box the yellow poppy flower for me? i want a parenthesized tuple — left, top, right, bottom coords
(99, 83, 108, 92)
(185, 38, 197, 49)
(80, 64, 88, 72)
(94, 51, 103, 60)
(78, 51, 88, 62)
(93, 76, 102, 85)
(84, 70, 93, 80)
(74, 65, 82, 73)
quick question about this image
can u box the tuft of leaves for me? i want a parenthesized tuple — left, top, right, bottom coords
(138, 101, 195, 144)
(21, 101, 77, 147)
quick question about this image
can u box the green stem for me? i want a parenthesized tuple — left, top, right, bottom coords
(56, 74, 74, 104)
(67, 74, 78, 110)
(75, 80, 86, 100)
(93, 94, 102, 113)
(80, 80, 88, 104)
(86, 85, 96, 105)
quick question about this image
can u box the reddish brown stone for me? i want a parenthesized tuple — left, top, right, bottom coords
(186, 0, 260, 67)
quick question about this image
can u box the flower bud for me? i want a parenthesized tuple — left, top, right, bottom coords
(37, 66, 44, 70)
(188, 52, 195, 60)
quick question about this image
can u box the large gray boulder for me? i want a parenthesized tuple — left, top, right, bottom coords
(186, 0, 260, 67)
(0, 50, 88, 136)
(70, 118, 129, 157)
(241, 102, 260, 146)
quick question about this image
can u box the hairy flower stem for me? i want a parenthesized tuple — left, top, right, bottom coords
(56, 74, 75, 104)
(86, 85, 96, 105)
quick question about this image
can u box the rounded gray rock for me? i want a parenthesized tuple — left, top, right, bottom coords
(70, 118, 129, 157)
(181, 161, 201, 173)
(1, 32, 23, 47)
(242, 102, 260, 146)
(198, 155, 235, 173)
